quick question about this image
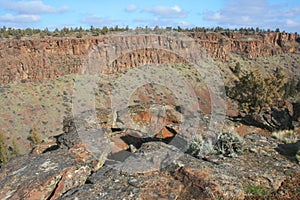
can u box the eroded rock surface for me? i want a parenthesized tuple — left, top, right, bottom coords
(0, 150, 90, 200)
(0, 130, 299, 199)
(0, 32, 298, 85)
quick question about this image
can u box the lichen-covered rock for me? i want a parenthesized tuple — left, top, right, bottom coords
(0, 131, 299, 199)
(0, 150, 80, 200)
(59, 165, 185, 200)
(31, 137, 58, 154)
(49, 165, 91, 200)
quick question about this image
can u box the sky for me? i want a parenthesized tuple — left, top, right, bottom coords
(0, 0, 299, 33)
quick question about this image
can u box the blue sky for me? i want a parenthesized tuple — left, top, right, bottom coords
(0, 0, 299, 32)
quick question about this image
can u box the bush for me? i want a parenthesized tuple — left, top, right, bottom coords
(186, 135, 205, 158)
(0, 134, 8, 166)
(11, 140, 21, 157)
(28, 126, 41, 147)
(186, 135, 215, 158)
(214, 129, 244, 157)
(296, 148, 300, 164)
(226, 68, 286, 114)
(244, 184, 270, 196)
(272, 130, 298, 144)
(231, 62, 241, 76)
(187, 129, 244, 158)
(76, 31, 83, 38)
(281, 78, 300, 98)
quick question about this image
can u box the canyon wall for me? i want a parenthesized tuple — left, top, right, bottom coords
(0, 32, 298, 85)
(188, 32, 298, 60)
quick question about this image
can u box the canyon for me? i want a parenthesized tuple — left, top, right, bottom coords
(0, 31, 298, 86)
(0, 31, 299, 199)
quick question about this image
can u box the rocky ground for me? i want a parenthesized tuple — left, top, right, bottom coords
(0, 124, 299, 199)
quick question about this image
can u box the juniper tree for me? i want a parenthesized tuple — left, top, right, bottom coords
(28, 125, 41, 147)
(226, 68, 286, 114)
(11, 139, 21, 157)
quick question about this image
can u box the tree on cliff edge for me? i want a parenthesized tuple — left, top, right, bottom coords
(226, 68, 286, 115)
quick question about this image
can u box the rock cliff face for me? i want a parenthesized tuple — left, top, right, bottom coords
(0, 32, 298, 85)
(0, 38, 101, 85)
(188, 32, 298, 60)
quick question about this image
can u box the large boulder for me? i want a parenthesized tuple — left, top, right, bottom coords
(0, 150, 91, 200)
(243, 102, 295, 131)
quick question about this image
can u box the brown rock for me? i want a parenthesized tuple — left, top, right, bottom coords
(31, 138, 58, 154)
(155, 126, 175, 139)
(0, 150, 78, 200)
(0, 32, 298, 86)
(174, 166, 221, 198)
(110, 136, 129, 154)
(138, 175, 184, 199)
(49, 166, 91, 200)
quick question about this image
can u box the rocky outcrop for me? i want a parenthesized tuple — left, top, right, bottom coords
(1, 130, 299, 199)
(0, 38, 101, 85)
(242, 101, 298, 131)
(188, 32, 298, 60)
(0, 150, 91, 200)
(0, 32, 298, 86)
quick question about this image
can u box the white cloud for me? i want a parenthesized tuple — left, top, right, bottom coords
(172, 5, 181, 13)
(202, 0, 300, 32)
(203, 12, 223, 21)
(80, 16, 118, 27)
(125, 4, 137, 12)
(178, 20, 192, 27)
(283, 7, 300, 18)
(133, 18, 192, 28)
(143, 5, 188, 18)
(0, 0, 68, 15)
(134, 18, 173, 27)
(286, 19, 300, 27)
(0, 13, 40, 23)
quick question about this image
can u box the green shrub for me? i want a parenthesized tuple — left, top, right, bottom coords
(214, 129, 244, 157)
(226, 68, 286, 114)
(187, 129, 244, 158)
(76, 31, 83, 38)
(186, 135, 205, 158)
(11, 140, 21, 157)
(282, 78, 300, 98)
(232, 62, 241, 76)
(296, 148, 300, 164)
(28, 125, 41, 147)
(0, 134, 8, 166)
(244, 185, 270, 196)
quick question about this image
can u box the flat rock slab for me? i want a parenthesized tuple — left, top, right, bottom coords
(59, 165, 184, 200)
(0, 150, 90, 200)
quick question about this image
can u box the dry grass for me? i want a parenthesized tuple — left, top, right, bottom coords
(272, 130, 299, 144)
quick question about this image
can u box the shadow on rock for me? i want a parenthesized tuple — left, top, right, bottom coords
(228, 105, 295, 132)
(275, 140, 300, 162)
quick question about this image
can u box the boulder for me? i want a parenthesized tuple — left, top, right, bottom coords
(0, 150, 89, 200)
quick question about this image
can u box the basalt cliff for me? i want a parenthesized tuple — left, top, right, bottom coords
(0, 32, 298, 86)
